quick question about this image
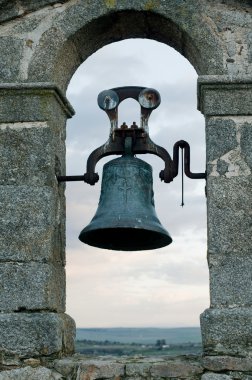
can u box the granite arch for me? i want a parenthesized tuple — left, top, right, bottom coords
(0, 0, 252, 372)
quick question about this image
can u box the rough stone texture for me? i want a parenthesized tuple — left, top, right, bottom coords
(206, 183, 251, 255)
(198, 78, 252, 116)
(53, 356, 204, 380)
(240, 121, 252, 168)
(0, 185, 64, 263)
(201, 111, 252, 356)
(77, 361, 125, 380)
(0, 87, 69, 355)
(126, 362, 151, 377)
(0, 38, 23, 83)
(0, 366, 63, 380)
(206, 118, 238, 163)
(201, 308, 252, 356)
(150, 360, 203, 377)
(209, 252, 252, 307)
(0, 122, 55, 186)
(0, 86, 74, 123)
(0, 0, 70, 24)
(0, 262, 65, 312)
(53, 357, 127, 379)
(3, 0, 251, 89)
(0, 0, 251, 373)
(202, 374, 231, 380)
(43, 1, 249, 90)
(0, 313, 75, 360)
(207, 174, 252, 253)
(4, 354, 252, 379)
(203, 356, 252, 371)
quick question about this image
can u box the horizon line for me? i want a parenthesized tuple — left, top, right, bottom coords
(76, 326, 200, 329)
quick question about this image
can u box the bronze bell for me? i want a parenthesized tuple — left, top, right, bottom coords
(79, 151, 172, 251)
(57, 86, 206, 251)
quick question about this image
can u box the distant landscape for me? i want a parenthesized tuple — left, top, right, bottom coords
(75, 327, 202, 356)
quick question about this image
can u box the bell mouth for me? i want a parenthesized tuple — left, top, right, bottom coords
(79, 227, 172, 251)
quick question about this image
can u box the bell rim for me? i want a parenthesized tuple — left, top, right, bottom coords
(79, 226, 172, 251)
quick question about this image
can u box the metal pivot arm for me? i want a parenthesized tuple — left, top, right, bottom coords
(83, 138, 125, 185)
(133, 136, 174, 183)
(57, 174, 86, 182)
(57, 136, 125, 186)
(171, 140, 206, 179)
(83, 134, 175, 185)
(57, 130, 175, 185)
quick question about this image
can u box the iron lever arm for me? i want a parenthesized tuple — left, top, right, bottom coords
(57, 138, 206, 185)
(57, 175, 86, 182)
(57, 139, 125, 185)
(83, 135, 175, 185)
(83, 140, 125, 185)
(83, 134, 176, 185)
(133, 137, 174, 183)
(171, 140, 206, 179)
(57, 133, 175, 185)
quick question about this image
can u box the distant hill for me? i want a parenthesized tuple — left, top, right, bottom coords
(76, 327, 201, 344)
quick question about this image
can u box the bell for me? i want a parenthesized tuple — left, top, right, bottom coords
(79, 153, 172, 251)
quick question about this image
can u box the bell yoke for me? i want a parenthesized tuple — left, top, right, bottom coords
(58, 86, 206, 251)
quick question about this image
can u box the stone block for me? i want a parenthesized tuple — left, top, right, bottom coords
(201, 307, 252, 356)
(0, 86, 73, 123)
(54, 358, 158, 380)
(207, 176, 252, 255)
(0, 185, 65, 263)
(54, 359, 126, 380)
(0, 85, 73, 181)
(0, 366, 64, 380)
(126, 363, 150, 377)
(209, 252, 252, 307)
(202, 374, 231, 380)
(150, 360, 203, 378)
(198, 79, 252, 116)
(206, 118, 238, 162)
(0, 352, 21, 367)
(53, 357, 79, 379)
(202, 356, 252, 371)
(208, 205, 252, 256)
(207, 176, 251, 211)
(0, 122, 56, 187)
(205, 117, 252, 180)
(78, 361, 125, 380)
(0, 262, 65, 312)
(0, 312, 75, 360)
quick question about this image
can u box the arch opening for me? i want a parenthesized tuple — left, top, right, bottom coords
(65, 38, 208, 335)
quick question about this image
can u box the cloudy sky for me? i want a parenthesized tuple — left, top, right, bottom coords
(65, 39, 209, 328)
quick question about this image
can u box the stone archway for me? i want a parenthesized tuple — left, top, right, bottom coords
(26, 6, 224, 90)
(1, 2, 224, 86)
(0, 0, 252, 371)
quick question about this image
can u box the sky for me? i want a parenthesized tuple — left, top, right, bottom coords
(65, 39, 209, 328)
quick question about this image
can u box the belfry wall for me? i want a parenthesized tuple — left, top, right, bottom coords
(0, 1, 251, 378)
